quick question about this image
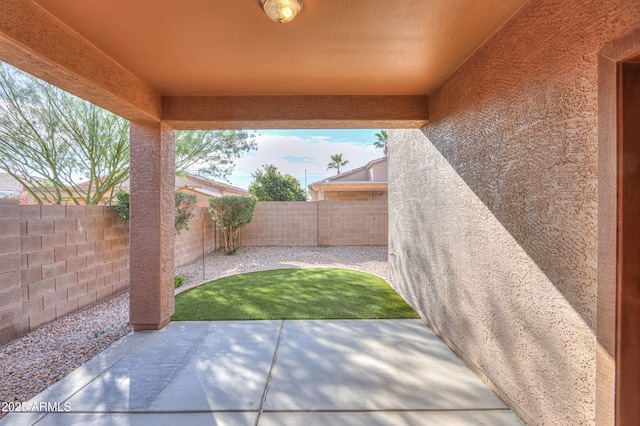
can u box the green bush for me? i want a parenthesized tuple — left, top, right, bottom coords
(114, 190, 197, 236)
(114, 191, 130, 221)
(248, 164, 306, 201)
(174, 275, 185, 288)
(174, 192, 197, 235)
(208, 196, 257, 255)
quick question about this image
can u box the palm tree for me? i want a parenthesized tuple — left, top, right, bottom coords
(327, 153, 349, 174)
(373, 129, 388, 156)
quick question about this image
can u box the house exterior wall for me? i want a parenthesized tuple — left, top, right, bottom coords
(388, 1, 640, 425)
(322, 191, 387, 201)
(333, 168, 368, 181)
(309, 159, 389, 200)
(0, 201, 129, 346)
(369, 160, 388, 182)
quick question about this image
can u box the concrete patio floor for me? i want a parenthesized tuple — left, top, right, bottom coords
(3, 320, 525, 426)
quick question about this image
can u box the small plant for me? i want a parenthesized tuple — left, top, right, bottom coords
(174, 192, 197, 235)
(114, 190, 130, 221)
(92, 329, 106, 338)
(209, 196, 257, 255)
(174, 275, 185, 288)
(113, 190, 197, 235)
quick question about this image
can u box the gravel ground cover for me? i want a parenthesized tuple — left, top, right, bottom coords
(0, 293, 131, 419)
(175, 246, 388, 294)
(0, 246, 387, 419)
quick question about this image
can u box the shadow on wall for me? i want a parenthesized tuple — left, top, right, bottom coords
(414, 0, 603, 333)
(422, 104, 598, 332)
(388, 129, 596, 425)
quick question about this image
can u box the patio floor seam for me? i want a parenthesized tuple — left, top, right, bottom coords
(55, 332, 158, 404)
(254, 319, 285, 426)
(260, 408, 515, 413)
(11, 408, 513, 414)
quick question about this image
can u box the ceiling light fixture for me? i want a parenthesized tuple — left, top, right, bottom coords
(259, 0, 302, 24)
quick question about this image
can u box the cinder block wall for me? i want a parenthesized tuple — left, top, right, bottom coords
(0, 201, 23, 345)
(1, 201, 386, 345)
(240, 201, 388, 247)
(174, 207, 217, 267)
(0, 202, 129, 346)
(242, 202, 318, 246)
(388, 0, 640, 424)
(175, 202, 388, 257)
(318, 201, 388, 246)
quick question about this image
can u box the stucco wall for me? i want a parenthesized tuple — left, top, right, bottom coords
(388, 1, 640, 425)
(369, 161, 387, 182)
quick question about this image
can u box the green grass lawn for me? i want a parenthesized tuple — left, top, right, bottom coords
(172, 268, 419, 321)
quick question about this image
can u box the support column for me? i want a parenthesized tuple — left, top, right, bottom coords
(129, 122, 175, 330)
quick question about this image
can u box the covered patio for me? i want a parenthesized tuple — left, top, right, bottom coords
(5, 320, 523, 425)
(2, 0, 640, 424)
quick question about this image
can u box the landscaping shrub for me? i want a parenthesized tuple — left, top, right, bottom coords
(174, 275, 185, 288)
(114, 190, 197, 235)
(174, 192, 197, 235)
(114, 190, 130, 221)
(208, 195, 257, 255)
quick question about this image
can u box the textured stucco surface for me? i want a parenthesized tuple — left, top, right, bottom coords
(129, 123, 175, 329)
(388, 0, 640, 425)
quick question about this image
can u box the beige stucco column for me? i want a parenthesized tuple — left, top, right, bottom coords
(129, 122, 176, 330)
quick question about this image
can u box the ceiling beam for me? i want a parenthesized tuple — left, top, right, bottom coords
(0, 0, 161, 122)
(162, 95, 429, 129)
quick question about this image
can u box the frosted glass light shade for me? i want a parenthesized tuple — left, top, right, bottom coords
(260, 0, 302, 24)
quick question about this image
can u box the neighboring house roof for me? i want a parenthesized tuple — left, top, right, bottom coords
(0, 173, 24, 192)
(177, 173, 248, 195)
(73, 173, 248, 195)
(18, 173, 248, 204)
(312, 157, 388, 185)
(0, 173, 28, 200)
(310, 182, 388, 191)
(308, 157, 388, 201)
(309, 157, 388, 191)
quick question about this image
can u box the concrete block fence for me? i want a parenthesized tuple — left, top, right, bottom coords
(0, 200, 387, 346)
(174, 207, 218, 268)
(241, 201, 388, 247)
(175, 200, 388, 264)
(0, 201, 129, 346)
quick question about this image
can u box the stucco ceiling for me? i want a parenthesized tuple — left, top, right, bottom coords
(30, 0, 527, 97)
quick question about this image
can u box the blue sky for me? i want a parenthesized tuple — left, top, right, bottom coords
(226, 129, 384, 190)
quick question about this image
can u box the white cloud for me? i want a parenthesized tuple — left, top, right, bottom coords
(228, 133, 382, 189)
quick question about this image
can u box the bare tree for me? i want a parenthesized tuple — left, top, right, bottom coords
(0, 63, 256, 204)
(0, 63, 129, 204)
